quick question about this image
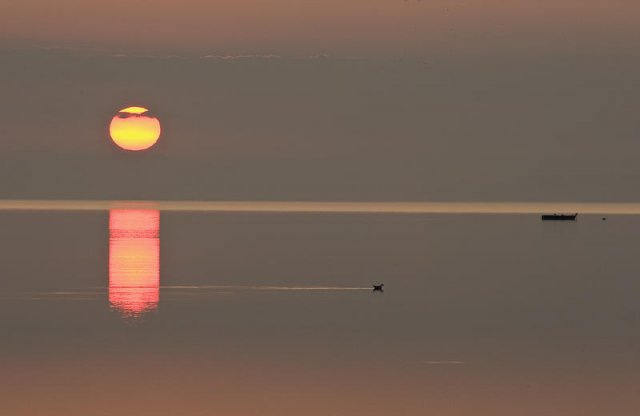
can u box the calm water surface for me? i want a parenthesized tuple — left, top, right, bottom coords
(1, 205, 639, 415)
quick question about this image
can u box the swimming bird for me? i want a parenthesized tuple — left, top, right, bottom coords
(373, 283, 384, 292)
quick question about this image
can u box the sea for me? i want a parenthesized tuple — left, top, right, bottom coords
(0, 201, 638, 415)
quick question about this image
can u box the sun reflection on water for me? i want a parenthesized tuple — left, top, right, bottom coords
(109, 209, 160, 320)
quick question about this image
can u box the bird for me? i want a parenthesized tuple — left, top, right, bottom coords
(373, 283, 384, 292)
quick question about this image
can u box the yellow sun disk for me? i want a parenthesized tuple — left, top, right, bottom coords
(110, 115, 161, 151)
(120, 106, 149, 115)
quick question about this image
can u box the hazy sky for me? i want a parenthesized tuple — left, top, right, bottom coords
(4, 0, 640, 56)
(1, 0, 640, 200)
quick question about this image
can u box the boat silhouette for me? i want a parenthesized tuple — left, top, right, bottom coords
(541, 213, 577, 221)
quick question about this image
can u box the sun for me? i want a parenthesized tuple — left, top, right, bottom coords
(109, 106, 161, 151)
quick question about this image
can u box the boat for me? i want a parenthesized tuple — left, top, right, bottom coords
(541, 213, 577, 221)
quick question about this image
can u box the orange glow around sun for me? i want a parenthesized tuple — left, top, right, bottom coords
(109, 209, 160, 319)
(109, 106, 161, 151)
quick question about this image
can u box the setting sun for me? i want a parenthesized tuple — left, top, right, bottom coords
(109, 106, 161, 151)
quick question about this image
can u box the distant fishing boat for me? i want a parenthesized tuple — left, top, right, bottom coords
(541, 213, 577, 221)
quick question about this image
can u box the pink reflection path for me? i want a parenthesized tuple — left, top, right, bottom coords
(108, 209, 160, 319)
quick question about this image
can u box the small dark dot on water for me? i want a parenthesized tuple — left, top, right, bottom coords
(602, 217, 607, 220)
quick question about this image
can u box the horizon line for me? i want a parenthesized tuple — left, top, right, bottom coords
(1, 200, 640, 214)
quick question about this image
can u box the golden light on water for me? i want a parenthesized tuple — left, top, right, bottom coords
(109, 209, 160, 319)
(109, 106, 161, 151)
